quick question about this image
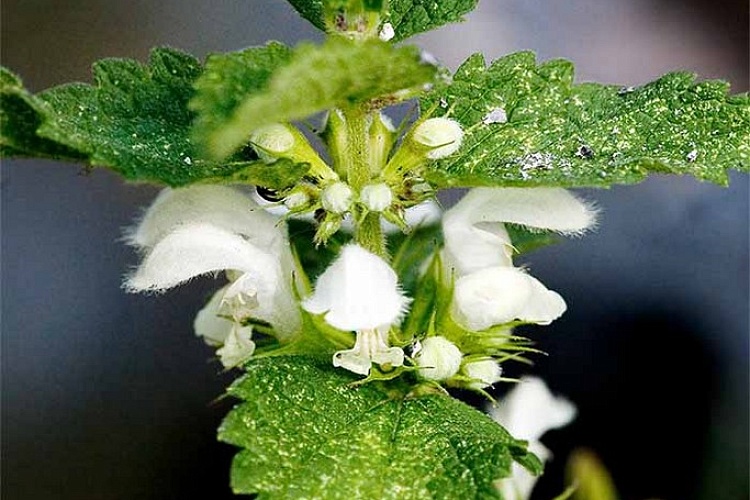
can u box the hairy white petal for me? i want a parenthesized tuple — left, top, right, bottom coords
(303, 244, 409, 331)
(492, 377, 576, 500)
(216, 325, 256, 368)
(194, 286, 233, 346)
(126, 185, 283, 251)
(452, 267, 566, 331)
(125, 224, 281, 293)
(443, 188, 597, 275)
(414, 336, 463, 381)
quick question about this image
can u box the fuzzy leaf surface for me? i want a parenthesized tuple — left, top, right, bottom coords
(3, 48, 300, 187)
(0, 68, 87, 161)
(219, 355, 541, 499)
(387, 0, 479, 41)
(198, 38, 438, 159)
(422, 52, 750, 188)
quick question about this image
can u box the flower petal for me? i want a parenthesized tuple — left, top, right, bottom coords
(491, 377, 576, 500)
(216, 325, 256, 368)
(126, 185, 284, 252)
(303, 244, 409, 331)
(452, 267, 566, 331)
(443, 188, 597, 275)
(194, 285, 233, 346)
(125, 223, 281, 293)
(490, 376, 577, 443)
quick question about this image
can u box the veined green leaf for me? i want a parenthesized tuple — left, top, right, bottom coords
(422, 52, 749, 188)
(3, 48, 304, 187)
(190, 42, 293, 156)
(197, 38, 438, 159)
(0, 68, 87, 161)
(286, 0, 327, 30)
(387, 0, 479, 41)
(220, 356, 541, 499)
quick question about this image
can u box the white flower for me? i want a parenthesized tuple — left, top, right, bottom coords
(378, 22, 395, 42)
(442, 188, 596, 330)
(490, 377, 576, 500)
(303, 244, 409, 331)
(414, 336, 463, 381)
(443, 188, 597, 276)
(125, 185, 301, 349)
(462, 358, 503, 390)
(452, 267, 567, 330)
(303, 244, 410, 375)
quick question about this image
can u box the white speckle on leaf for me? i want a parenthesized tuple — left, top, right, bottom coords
(482, 108, 508, 125)
(575, 145, 594, 159)
(618, 86, 636, 95)
(439, 98, 448, 108)
(183, 156, 192, 165)
(686, 149, 698, 162)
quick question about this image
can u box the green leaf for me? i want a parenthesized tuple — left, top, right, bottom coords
(4, 47, 296, 187)
(387, 0, 479, 41)
(389, 223, 442, 295)
(506, 224, 560, 255)
(196, 38, 438, 159)
(422, 52, 750, 188)
(220, 356, 541, 499)
(190, 42, 294, 156)
(0, 68, 87, 161)
(286, 0, 327, 30)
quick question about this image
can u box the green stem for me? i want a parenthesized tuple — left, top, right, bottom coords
(342, 106, 387, 258)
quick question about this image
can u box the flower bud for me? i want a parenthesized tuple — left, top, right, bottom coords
(412, 117, 464, 159)
(284, 191, 310, 210)
(368, 112, 396, 175)
(414, 336, 463, 381)
(250, 123, 295, 161)
(360, 183, 393, 212)
(462, 358, 502, 390)
(321, 182, 353, 214)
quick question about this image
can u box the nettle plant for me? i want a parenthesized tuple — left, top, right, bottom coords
(2, 0, 748, 498)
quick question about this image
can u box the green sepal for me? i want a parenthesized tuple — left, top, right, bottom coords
(422, 52, 750, 188)
(0, 67, 87, 161)
(386, 0, 479, 41)
(207, 158, 311, 190)
(195, 37, 438, 159)
(220, 355, 541, 498)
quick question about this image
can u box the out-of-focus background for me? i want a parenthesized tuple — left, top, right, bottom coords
(2, 1, 747, 499)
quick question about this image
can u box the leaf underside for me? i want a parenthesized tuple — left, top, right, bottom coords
(422, 52, 750, 188)
(219, 356, 541, 499)
(1, 49, 308, 188)
(194, 38, 438, 159)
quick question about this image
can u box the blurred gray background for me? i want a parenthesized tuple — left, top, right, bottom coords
(2, 1, 748, 499)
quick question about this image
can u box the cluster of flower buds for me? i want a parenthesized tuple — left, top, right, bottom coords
(246, 111, 464, 245)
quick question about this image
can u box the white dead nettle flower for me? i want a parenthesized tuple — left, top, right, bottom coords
(442, 188, 597, 330)
(491, 377, 576, 500)
(414, 336, 463, 381)
(412, 117, 464, 159)
(302, 244, 410, 375)
(360, 183, 393, 212)
(215, 324, 255, 368)
(462, 358, 503, 390)
(321, 182, 354, 213)
(125, 186, 302, 361)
